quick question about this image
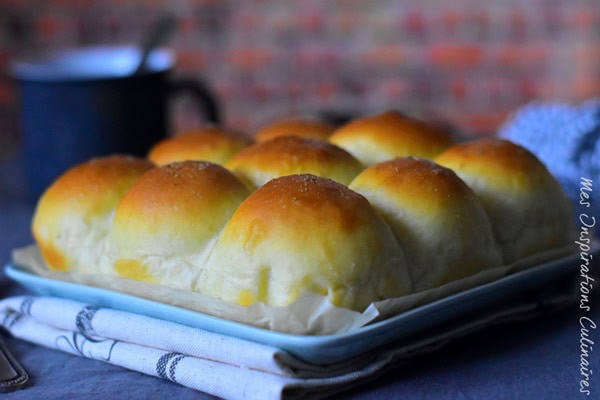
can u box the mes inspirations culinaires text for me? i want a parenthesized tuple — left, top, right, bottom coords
(577, 176, 596, 396)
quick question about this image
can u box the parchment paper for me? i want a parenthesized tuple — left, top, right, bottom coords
(11, 244, 575, 335)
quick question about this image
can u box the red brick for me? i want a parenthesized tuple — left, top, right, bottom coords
(573, 78, 600, 100)
(566, 9, 599, 28)
(176, 50, 205, 71)
(441, 10, 461, 34)
(317, 82, 335, 101)
(227, 49, 273, 70)
(519, 79, 539, 99)
(295, 49, 337, 68)
(574, 46, 600, 66)
(298, 13, 323, 32)
(404, 12, 425, 35)
(428, 44, 482, 68)
(508, 11, 528, 38)
(494, 45, 548, 67)
(251, 84, 272, 101)
(179, 17, 197, 36)
(462, 111, 512, 134)
(450, 80, 468, 100)
(362, 45, 406, 66)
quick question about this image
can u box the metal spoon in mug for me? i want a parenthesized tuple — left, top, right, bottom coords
(133, 13, 178, 76)
(0, 334, 28, 392)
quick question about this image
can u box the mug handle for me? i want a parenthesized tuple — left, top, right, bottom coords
(168, 77, 222, 125)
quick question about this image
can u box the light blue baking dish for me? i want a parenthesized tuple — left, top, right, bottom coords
(3, 250, 585, 365)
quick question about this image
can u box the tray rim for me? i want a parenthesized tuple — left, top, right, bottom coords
(3, 246, 589, 364)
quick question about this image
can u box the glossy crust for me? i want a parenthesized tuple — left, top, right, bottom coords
(329, 110, 454, 166)
(435, 138, 573, 263)
(350, 157, 503, 291)
(31, 155, 154, 272)
(148, 126, 253, 166)
(109, 161, 250, 289)
(254, 118, 335, 142)
(196, 174, 412, 311)
(224, 135, 365, 189)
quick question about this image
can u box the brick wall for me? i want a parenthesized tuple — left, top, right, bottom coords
(0, 0, 599, 139)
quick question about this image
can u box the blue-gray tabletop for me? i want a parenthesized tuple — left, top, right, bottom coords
(1, 151, 599, 400)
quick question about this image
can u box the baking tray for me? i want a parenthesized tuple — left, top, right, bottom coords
(3, 250, 586, 365)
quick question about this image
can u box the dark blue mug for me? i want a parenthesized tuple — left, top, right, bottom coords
(9, 45, 220, 201)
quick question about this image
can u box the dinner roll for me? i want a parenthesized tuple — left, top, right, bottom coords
(109, 161, 250, 290)
(31, 155, 154, 272)
(254, 117, 335, 142)
(435, 138, 573, 264)
(196, 174, 411, 311)
(350, 157, 503, 292)
(147, 126, 252, 166)
(224, 136, 364, 189)
(329, 110, 454, 166)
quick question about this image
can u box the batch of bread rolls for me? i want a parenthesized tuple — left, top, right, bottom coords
(31, 110, 574, 313)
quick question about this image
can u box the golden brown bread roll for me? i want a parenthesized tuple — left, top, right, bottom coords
(147, 126, 253, 166)
(31, 155, 154, 272)
(328, 110, 455, 166)
(350, 157, 503, 291)
(196, 174, 412, 311)
(224, 135, 364, 189)
(434, 138, 573, 264)
(109, 161, 250, 290)
(254, 117, 335, 142)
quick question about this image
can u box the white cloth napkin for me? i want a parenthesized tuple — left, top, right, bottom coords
(0, 292, 574, 400)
